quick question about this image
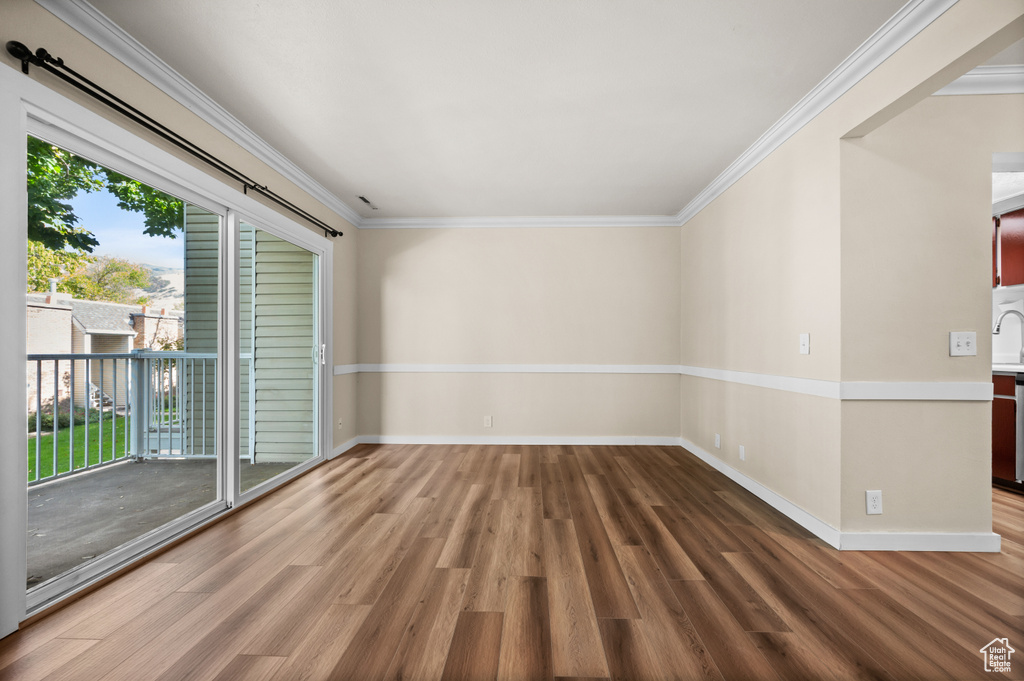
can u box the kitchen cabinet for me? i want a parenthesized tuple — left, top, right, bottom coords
(995, 207, 1024, 287)
(993, 373, 1018, 481)
(994, 216, 999, 287)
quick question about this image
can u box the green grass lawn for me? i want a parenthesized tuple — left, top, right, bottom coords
(27, 415, 131, 482)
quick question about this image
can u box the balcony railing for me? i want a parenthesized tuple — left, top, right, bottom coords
(26, 350, 217, 485)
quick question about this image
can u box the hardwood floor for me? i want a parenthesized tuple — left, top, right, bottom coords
(2, 444, 1022, 681)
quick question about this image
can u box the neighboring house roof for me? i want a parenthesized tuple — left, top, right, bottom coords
(26, 294, 183, 336)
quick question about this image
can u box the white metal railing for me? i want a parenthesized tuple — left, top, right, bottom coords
(26, 350, 216, 485)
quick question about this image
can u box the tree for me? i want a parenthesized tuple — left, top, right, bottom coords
(27, 136, 183, 253)
(67, 256, 152, 305)
(27, 245, 153, 304)
(26, 240, 92, 295)
(27, 137, 181, 303)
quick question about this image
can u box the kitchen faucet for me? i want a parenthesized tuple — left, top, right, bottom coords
(993, 309, 1024, 363)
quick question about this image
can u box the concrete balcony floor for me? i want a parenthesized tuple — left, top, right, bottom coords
(27, 459, 294, 587)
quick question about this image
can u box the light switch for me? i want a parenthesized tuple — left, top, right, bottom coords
(799, 333, 810, 355)
(949, 332, 976, 357)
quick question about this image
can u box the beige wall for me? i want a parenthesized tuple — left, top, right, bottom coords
(679, 124, 842, 381)
(357, 226, 680, 438)
(679, 1, 1024, 536)
(841, 401, 992, 533)
(359, 373, 680, 440)
(333, 226, 359, 447)
(680, 375, 841, 527)
(838, 93, 1024, 533)
(359, 227, 680, 364)
(841, 94, 1024, 383)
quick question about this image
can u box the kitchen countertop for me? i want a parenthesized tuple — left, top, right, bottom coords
(993, 363, 1024, 374)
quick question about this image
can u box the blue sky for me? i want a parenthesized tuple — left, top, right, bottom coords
(71, 190, 184, 269)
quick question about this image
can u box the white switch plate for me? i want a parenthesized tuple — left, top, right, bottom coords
(484, 415, 493, 428)
(866, 489, 883, 515)
(949, 331, 976, 357)
(799, 333, 810, 355)
(714, 433, 721, 448)
(739, 445, 745, 461)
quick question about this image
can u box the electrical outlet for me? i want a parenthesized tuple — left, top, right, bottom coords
(866, 490, 883, 515)
(799, 333, 810, 355)
(484, 415, 493, 428)
(949, 331, 976, 357)
(739, 445, 745, 461)
(714, 433, 721, 449)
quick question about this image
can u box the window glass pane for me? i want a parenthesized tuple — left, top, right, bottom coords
(240, 221, 318, 493)
(25, 136, 219, 589)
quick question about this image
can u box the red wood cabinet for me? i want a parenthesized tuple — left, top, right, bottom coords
(994, 216, 999, 287)
(993, 374, 1017, 481)
(997, 208, 1024, 287)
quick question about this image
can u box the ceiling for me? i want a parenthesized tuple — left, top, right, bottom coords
(994, 173, 1024, 205)
(83, 0, 916, 220)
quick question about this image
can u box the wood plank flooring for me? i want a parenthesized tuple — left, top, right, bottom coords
(2, 444, 1023, 681)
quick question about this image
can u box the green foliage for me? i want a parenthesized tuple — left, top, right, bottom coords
(28, 407, 102, 432)
(66, 256, 152, 305)
(27, 415, 130, 482)
(26, 136, 183, 253)
(157, 336, 185, 351)
(27, 244, 152, 304)
(104, 169, 185, 238)
(26, 240, 93, 296)
(27, 137, 103, 252)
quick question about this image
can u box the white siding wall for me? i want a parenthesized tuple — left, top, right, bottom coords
(183, 205, 219, 456)
(251, 227, 315, 463)
(182, 209, 315, 464)
(240, 223, 253, 457)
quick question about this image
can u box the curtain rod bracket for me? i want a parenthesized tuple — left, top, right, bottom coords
(6, 41, 34, 74)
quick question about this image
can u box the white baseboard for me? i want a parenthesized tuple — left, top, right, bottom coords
(354, 434, 683, 447)
(838, 531, 1001, 552)
(679, 437, 843, 549)
(329, 437, 363, 459)
(679, 437, 1002, 552)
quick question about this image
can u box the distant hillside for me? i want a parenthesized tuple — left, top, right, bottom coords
(141, 265, 184, 310)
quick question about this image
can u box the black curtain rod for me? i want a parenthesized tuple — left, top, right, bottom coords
(6, 40, 342, 238)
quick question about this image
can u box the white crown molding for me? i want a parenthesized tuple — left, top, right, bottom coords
(34, 0, 364, 229)
(934, 64, 1024, 96)
(359, 215, 681, 229)
(34, 0, 957, 233)
(336, 363, 991, 401)
(674, 0, 958, 227)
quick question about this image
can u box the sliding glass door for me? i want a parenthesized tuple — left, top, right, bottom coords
(239, 221, 320, 494)
(22, 133, 326, 612)
(25, 136, 225, 606)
